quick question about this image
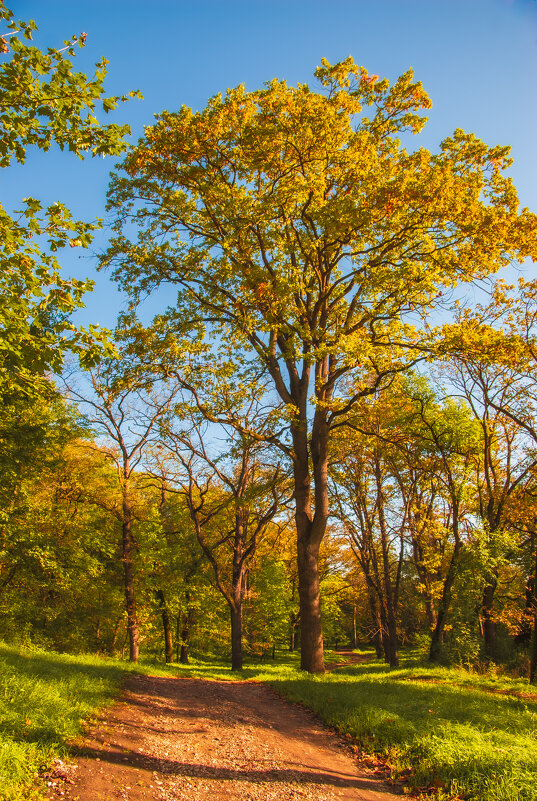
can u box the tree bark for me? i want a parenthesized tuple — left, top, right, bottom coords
(292, 405, 327, 673)
(296, 535, 324, 671)
(155, 589, 173, 663)
(122, 486, 139, 663)
(230, 603, 243, 671)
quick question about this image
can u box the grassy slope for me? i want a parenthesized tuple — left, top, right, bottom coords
(0, 643, 174, 801)
(1, 643, 537, 801)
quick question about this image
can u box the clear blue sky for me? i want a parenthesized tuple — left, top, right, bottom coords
(6, 0, 537, 328)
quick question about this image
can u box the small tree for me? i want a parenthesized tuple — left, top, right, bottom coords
(65, 354, 178, 662)
(155, 419, 284, 671)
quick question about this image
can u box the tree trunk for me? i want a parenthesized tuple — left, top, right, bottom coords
(482, 577, 498, 660)
(110, 615, 122, 654)
(364, 576, 383, 657)
(289, 615, 298, 652)
(429, 551, 458, 662)
(292, 408, 327, 674)
(429, 500, 461, 663)
(230, 603, 243, 671)
(424, 596, 437, 632)
(297, 535, 324, 672)
(155, 589, 173, 663)
(122, 487, 139, 663)
(530, 545, 537, 684)
(375, 458, 399, 667)
(429, 596, 449, 661)
(412, 540, 438, 630)
(178, 595, 195, 664)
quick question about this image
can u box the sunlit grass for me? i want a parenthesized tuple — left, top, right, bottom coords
(262, 653, 537, 801)
(0, 642, 174, 800)
(2, 642, 537, 801)
(171, 648, 537, 799)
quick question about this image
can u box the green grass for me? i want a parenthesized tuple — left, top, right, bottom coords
(173, 649, 537, 801)
(2, 643, 537, 801)
(264, 652, 537, 801)
(0, 642, 176, 801)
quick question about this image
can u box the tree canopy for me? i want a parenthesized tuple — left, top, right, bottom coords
(104, 57, 537, 672)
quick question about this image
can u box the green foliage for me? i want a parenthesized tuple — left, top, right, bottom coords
(245, 556, 292, 653)
(0, 397, 127, 653)
(0, 3, 139, 396)
(320, 573, 351, 646)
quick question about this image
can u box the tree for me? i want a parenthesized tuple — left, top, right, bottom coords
(0, 3, 138, 396)
(154, 417, 284, 671)
(104, 58, 536, 672)
(0, 392, 128, 652)
(332, 415, 405, 666)
(65, 353, 178, 662)
(439, 282, 537, 678)
(149, 488, 210, 663)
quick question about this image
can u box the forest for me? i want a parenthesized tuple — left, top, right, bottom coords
(2, 5, 537, 800)
(0, 1, 536, 685)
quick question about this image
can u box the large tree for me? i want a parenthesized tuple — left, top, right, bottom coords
(104, 58, 536, 672)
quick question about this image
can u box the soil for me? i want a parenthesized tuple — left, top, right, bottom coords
(42, 672, 401, 801)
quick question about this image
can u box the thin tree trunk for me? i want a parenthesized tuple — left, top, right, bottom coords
(289, 615, 298, 651)
(178, 594, 195, 664)
(530, 545, 537, 684)
(429, 557, 457, 662)
(429, 501, 461, 663)
(176, 615, 181, 663)
(482, 577, 498, 660)
(110, 615, 122, 654)
(412, 540, 438, 630)
(155, 589, 173, 663)
(374, 458, 399, 667)
(363, 571, 383, 657)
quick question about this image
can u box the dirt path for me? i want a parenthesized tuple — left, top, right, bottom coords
(325, 650, 373, 671)
(43, 674, 401, 801)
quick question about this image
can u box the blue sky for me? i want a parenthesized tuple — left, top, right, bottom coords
(6, 0, 537, 328)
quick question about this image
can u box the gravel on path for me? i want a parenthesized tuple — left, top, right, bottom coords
(44, 673, 401, 801)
